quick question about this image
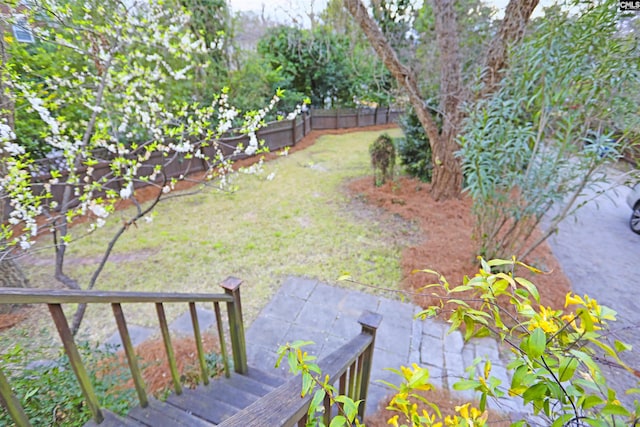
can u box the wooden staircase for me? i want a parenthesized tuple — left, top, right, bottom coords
(86, 366, 284, 426)
(0, 278, 382, 427)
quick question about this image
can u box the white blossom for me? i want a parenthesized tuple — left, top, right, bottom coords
(120, 183, 133, 199)
(0, 123, 16, 143)
(89, 202, 109, 218)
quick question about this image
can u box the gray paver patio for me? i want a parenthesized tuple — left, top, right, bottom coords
(245, 276, 529, 418)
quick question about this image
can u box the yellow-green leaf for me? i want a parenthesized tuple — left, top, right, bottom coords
(528, 328, 546, 359)
(558, 356, 579, 382)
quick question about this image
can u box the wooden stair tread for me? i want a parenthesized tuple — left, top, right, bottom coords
(127, 398, 216, 426)
(197, 381, 263, 408)
(84, 409, 144, 427)
(219, 371, 277, 396)
(243, 366, 286, 389)
(165, 387, 241, 424)
(84, 366, 286, 426)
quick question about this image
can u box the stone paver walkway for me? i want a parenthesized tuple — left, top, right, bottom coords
(245, 276, 528, 418)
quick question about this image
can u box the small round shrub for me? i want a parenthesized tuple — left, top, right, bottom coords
(369, 133, 396, 187)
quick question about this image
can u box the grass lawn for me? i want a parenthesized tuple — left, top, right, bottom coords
(15, 127, 412, 345)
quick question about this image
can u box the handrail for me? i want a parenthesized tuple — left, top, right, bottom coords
(219, 311, 383, 427)
(0, 288, 234, 304)
(0, 276, 247, 427)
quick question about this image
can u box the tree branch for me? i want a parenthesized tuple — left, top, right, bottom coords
(482, 0, 540, 92)
(342, 0, 441, 145)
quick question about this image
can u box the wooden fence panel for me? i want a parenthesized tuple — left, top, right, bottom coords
(257, 120, 294, 151)
(337, 109, 357, 128)
(375, 107, 389, 124)
(310, 109, 338, 130)
(357, 109, 376, 127)
(11, 107, 401, 219)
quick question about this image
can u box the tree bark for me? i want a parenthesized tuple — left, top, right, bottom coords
(344, 0, 541, 201)
(344, 0, 463, 200)
(431, 0, 464, 200)
(482, 0, 540, 92)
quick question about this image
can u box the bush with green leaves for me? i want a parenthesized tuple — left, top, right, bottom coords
(397, 108, 435, 183)
(458, 0, 640, 260)
(0, 343, 135, 426)
(369, 133, 396, 187)
(288, 258, 639, 426)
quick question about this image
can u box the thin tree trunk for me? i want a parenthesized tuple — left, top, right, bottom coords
(0, 21, 27, 305)
(344, 0, 464, 200)
(70, 180, 166, 335)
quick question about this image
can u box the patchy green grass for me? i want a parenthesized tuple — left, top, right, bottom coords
(17, 128, 413, 343)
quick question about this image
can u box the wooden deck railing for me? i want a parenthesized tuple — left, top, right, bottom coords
(0, 276, 247, 427)
(219, 311, 383, 427)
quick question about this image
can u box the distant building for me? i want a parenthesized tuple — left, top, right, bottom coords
(1, 1, 35, 43)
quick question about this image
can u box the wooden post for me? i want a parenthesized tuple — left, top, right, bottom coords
(213, 301, 231, 378)
(0, 367, 32, 427)
(292, 118, 297, 147)
(357, 311, 382, 419)
(156, 303, 182, 395)
(112, 303, 148, 407)
(48, 304, 104, 424)
(189, 302, 209, 385)
(220, 276, 247, 374)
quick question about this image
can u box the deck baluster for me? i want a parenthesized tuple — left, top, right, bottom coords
(323, 389, 332, 425)
(189, 302, 209, 385)
(112, 303, 148, 407)
(0, 367, 32, 427)
(155, 303, 182, 395)
(48, 304, 104, 424)
(348, 362, 356, 397)
(213, 301, 230, 377)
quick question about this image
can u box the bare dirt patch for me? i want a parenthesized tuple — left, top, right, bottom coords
(0, 310, 28, 332)
(347, 176, 572, 310)
(107, 334, 221, 396)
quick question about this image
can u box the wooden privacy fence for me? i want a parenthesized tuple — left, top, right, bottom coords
(11, 106, 400, 220)
(30, 107, 400, 179)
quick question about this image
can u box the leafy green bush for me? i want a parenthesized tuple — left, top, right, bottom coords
(0, 343, 135, 426)
(459, 0, 640, 260)
(289, 258, 640, 426)
(369, 133, 396, 187)
(397, 109, 434, 183)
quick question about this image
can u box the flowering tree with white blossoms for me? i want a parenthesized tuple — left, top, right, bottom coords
(0, 0, 280, 333)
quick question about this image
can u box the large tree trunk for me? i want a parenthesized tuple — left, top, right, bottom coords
(431, 0, 464, 200)
(344, 0, 463, 200)
(344, 0, 541, 201)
